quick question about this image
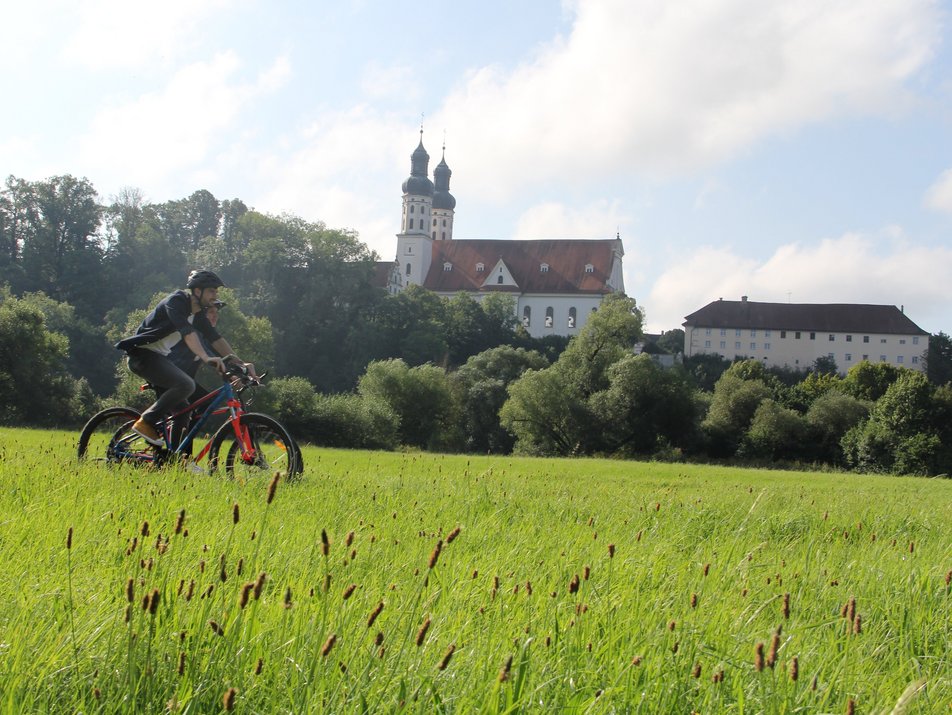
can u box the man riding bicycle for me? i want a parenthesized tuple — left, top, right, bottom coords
(116, 270, 255, 446)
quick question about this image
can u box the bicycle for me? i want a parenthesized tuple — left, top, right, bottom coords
(77, 365, 303, 479)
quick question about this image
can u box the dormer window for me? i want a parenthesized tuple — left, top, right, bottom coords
(443, 262, 452, 271)
(475, 262, 485, 272)
(540, 263, 549, 273)
(584, 264, 594, 273)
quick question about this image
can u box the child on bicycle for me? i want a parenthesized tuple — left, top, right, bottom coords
(115, 270, 255, 446)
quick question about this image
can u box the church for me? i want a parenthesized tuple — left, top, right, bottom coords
(383, 131, 626, 338)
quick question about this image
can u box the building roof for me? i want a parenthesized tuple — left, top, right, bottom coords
(371, 261, 397, 288)
(683, 299, 928, 335)
(421, 238, 621, 295)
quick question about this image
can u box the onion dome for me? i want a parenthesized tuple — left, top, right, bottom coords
(432, 154, 456, 209)
(401, 135, 434, 197)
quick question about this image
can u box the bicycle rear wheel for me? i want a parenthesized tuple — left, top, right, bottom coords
(77, 407, 155, 464)
(209, 413, 301, 480)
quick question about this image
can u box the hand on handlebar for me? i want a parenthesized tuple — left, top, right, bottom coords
(205, 356, 227, 374)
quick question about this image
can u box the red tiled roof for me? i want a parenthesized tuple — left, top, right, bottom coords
(422, 239, 619, 294)
(683, 299, 928, 335)
(371, 261, 395, 288)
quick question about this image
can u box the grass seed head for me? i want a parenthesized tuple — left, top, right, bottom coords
(343, 583, 357, 600)
(321, 633, 337, 657)
(209, 620, 224, 636)
(498, 655, 513, 682)
(141, 521, 149, 537)
(789, 656, 799, 681)
(321, 529, 329, 556)
(284, 586, 292, 609)
(66, 526, 73, 550)
(367, 601, 384, 627)
(148, 588, 160, 615)
(266, 473, 279, 504)
(174, 509, 185, 535)
(782, 593, 790, 619)
(569, 574, 580, 594)
(125, 578, 134, 603)
(853, 613, 862, 634)
(755, 642, 765, 672)
(177, 651, 186, 676)
(345, 530, 354, 547)
(767, 633, 780, 669)
(254, 658, 263, 675)
(416, 616, 431, 647)
(222, 687, 237, 711)
(428, 539, 443, 569)
(847, 698, 855, 715)
(703, 563, 710, 576)
(254, 572, 267, 600)
(690, 593, 698, 609)
(692, 662, 701, 678)
(232, 503, 239, 525)
(446, 526, 461, 543)
(438, 643, 456, 670)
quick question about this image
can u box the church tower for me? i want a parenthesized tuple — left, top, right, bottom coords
(431, 143, 456, 241)
(396, 129, 435, 286)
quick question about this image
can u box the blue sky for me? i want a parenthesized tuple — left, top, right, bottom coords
(2, 0, 951, 333)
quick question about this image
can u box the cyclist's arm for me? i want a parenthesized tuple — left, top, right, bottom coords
(210, 337, 257, 378)
(183, 332, 225, 372)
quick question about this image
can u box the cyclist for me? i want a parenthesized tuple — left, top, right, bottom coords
(116, 270, 255, 446)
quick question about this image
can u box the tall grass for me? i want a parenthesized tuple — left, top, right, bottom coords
(0, 426, 949, 713)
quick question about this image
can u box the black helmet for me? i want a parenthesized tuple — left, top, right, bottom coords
(186, 269, 225, 289)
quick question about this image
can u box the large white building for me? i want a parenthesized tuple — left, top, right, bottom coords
(385, 132, 625, 338)
(683, 297, 929, 374)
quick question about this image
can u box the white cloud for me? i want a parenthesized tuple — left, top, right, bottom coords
(61, 0, 235, 70)
(77, 52, 290, 193)
(924, 168, 952, 214)
(645, 231, 952, 332)
(513, 199, 629, 238)
(433, 0, 940, 201)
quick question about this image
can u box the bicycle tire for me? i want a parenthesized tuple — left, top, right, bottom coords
(77, 406, 147, 463)
(208, 413, 301, 480)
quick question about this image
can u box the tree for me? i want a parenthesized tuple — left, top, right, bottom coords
(589, 354, 699, 456)
(804, 391, 869, 464)
(499, 367, 589, 456)
(841, 360, 901, 401)
(925, 332, 952, 386)
(742, 399, 808, 461)
(455, 345, 549, 453)
(0, 292, 89, 425)
(701, 374, 772, 457)
(357, 359, 458, 450)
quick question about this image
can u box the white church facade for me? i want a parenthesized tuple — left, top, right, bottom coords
(387, 132, 625, 338)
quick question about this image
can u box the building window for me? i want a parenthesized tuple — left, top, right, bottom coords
(810, 332, 816, 340)
(764, 342, 771, 350)
(442, 219, 447, 226)
(405, 245, 413, 254)
(897, 355, 904, 363)
(441, 232, 446, 239)
(828, 353, 834, 360)
(880, 338, 887, 344)
(497, 275, 503, 284)
(432, 218, 437, 227)
(432, 231, 436, 239)
(846, 335, 852, 342)
(750, 342, 756, 350)
(764, 330, 771, 337)
(568, 307, 577, 329)
(705, 328, 712, 336)
(443, 262, 452, 271)
(913, 337, 920, 345)
(540, 263, 549, 273)
(585, 264, 594, 273)
(863, 336, 869, 343)
(880, 355, 887, 362)
(735, 341, 741, 349)
(410, 205, 415, 214)
(828, 334, 835, 341)
(720, 341, 726, 349)
(544, 307, 554, 328)
(863, 354, 868, 361)
(720, 329, 727, 336)
(899, 339, 906, 345)
(405, 263, 411, 276)
(912, 356, 919, 364)
(795, 332, 801, 339)
(476, 263, 485, 272)
(780, 330, 786, 338)
(705, 340, 711, 348)
(522, 306, 531, 327)
(735, 329, 741, 337)
(751, 330, 757, 337)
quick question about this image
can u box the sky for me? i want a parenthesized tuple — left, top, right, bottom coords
(2, 0, 952, 333)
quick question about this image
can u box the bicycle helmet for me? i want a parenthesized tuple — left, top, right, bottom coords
(186, 269, 225, 289)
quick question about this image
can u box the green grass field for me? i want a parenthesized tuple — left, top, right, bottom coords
(0, 426, 949, 713)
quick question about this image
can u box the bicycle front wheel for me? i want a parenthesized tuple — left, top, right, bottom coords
(209, 413, 301, 480)
(77, 406, 152, 464)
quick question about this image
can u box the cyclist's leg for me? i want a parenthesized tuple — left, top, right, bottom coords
(177, 384, 210, 455)
(127, 349, 196, 433)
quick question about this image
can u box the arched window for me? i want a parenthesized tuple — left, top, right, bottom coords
(405, 263, 411, 276)
(476, 263, 485, 272)
(432, 231, 436, 239)
(544, 307, 554, 328)
(568, 307, 577, 328)
(540, 263, 549, 273)
(497, 274, 504, 284)
(443, 262, 452, 271)
(522, 306, 531, 327)
(441, 232, 446, 240)
(410, 205, 415, 214)
(432, 218, 437, 226)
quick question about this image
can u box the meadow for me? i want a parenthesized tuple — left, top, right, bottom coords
(0, 426, 949, 714)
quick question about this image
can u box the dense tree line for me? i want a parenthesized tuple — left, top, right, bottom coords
(2, 174, 951, 475)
